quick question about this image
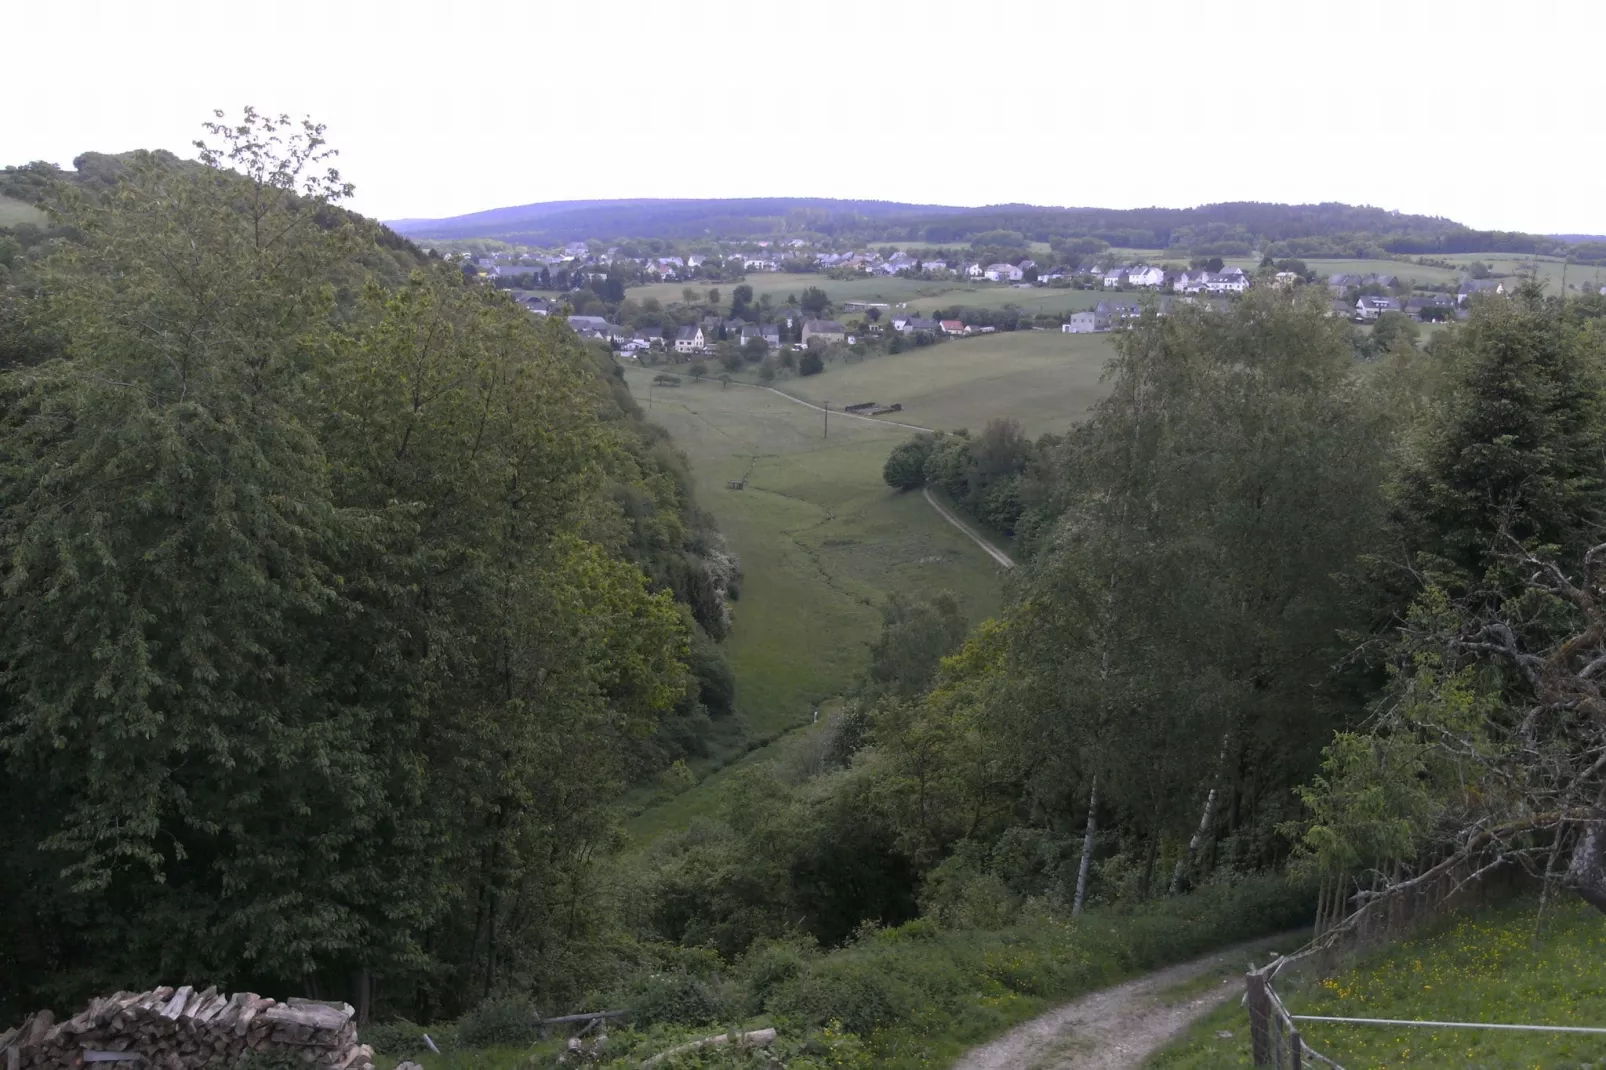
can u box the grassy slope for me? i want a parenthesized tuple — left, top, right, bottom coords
(619, 367, 1007, 842)
(783, 330, 1116, 437)
(1148, 896, 1606, 1068)
(0, 194, 47, 228)
(1437, 252, 1606, 294)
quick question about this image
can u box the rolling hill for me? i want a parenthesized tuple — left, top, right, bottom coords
(386, 197, 1595, 259)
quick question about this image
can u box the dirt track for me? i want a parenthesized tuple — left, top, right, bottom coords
(950, 934, 1296, 1070)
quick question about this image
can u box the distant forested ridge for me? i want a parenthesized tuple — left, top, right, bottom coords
(389, 196, 1594, 259)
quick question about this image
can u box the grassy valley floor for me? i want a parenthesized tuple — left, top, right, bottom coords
(619, 366, 1009, 844)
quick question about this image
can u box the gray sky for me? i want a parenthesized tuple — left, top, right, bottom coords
(8, 0, 1603, 233)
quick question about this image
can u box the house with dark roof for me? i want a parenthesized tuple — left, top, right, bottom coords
(1403, 296, 1455, 321)
(1458, 278, 1506, 303)
(740, 324, 781, 349)
(675, 325, 706, 354)
(802, 319, 847, 347)
(1355, 296, 1401, 321)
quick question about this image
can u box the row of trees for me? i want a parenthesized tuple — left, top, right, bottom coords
(0, 113, 734, 1020)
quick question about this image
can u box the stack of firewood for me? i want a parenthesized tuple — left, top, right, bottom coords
(0, 987, 374, 1070)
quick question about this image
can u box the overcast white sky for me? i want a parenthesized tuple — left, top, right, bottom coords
(8, 0, 1603, 233)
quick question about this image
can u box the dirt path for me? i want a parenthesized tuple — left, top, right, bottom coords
(950, 934, 1296, 1070)
(731, 382, 1017, 568)
(923, 486, 1015, 568)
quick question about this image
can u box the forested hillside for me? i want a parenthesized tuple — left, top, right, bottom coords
(390, 196, 1593, 260)
(0, 112, 737, 1021)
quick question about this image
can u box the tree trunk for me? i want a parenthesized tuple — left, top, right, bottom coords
(1139, 834, 1159, 901)
(1073, 777, 1098, 916)
(1567, 817, 1606, 914)
(350, 968, 371, 1026)
(1169, 785, 1220, 895)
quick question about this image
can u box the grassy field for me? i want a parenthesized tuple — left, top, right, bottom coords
(0, 194, 47, 228)
(783, 330, 1116, 437)
(1148, 896, 1606, 1068)
(1436, 252, 1606, 294)
(629, 273, 940, 309)
(618, 366, 1010, 843)
(631, 272, 1111, 319)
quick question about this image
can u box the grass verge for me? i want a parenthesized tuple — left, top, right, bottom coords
(1147, 895, 1606, 1069)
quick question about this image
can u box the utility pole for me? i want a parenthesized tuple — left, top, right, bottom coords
(823, 401, 829, 439)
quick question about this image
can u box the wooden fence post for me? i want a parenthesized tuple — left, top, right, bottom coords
(1246, 971, 1272, 1066)
(1289, 1028, 1304, 1070)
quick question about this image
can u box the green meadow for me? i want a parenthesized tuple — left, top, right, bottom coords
(618, 365, 1009, 843)
(629, 272, 1108, 318)
(618, 365, 1010, 839)
(782, 330, 1117, 436)
(1148, 896, 1606, 1069)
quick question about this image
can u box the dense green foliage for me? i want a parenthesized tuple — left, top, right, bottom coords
(0, 113, 734, 1020)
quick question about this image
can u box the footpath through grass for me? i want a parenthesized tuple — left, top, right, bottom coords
(783, 877, 1312, 1070)
(1148, 895, 1606, 1069)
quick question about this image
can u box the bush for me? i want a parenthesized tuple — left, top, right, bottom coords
(455, 995, 539, 1048)
(768, 957, 911, 1036)
(799, 351, 824, 376)
(626, 970, 734, 1027)
(881, 435, 935, 491)
(360, 1019, 438, 1058)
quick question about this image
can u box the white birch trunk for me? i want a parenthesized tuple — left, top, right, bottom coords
(1168, 739, 1228, 895)
(1073, 776, 1098, 916)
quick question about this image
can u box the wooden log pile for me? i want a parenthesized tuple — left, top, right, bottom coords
(0, 988, 375, 1070)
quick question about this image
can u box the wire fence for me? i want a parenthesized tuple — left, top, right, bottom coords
(1244, 955, 1606, 1069)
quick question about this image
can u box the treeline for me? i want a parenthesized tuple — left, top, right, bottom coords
(0, 113, 737, 1020)
(622, 283, 1606, 989)
(395, 196, 1586, 261)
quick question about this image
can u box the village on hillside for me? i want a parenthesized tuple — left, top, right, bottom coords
(439, 236, 1544, 363)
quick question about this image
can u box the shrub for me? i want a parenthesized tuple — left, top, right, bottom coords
(768, 957, 911, 1036)
(798, 351, 824, 376)
(881, 435, 935, 491)
(626, 971, 733, 1027)
(455, 995, 539, 1048)
(360, 1019, 437, 1058)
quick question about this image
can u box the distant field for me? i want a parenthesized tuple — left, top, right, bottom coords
(783, 330, 1116, 437)
(619, 365, 1009, 845)
(1437, 252, 1606, 293)
(622, 367, 1005, 730)
(629, 273, 944, 309)
(631, 272, 1111, 318)
(0, 194, 47, 228)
